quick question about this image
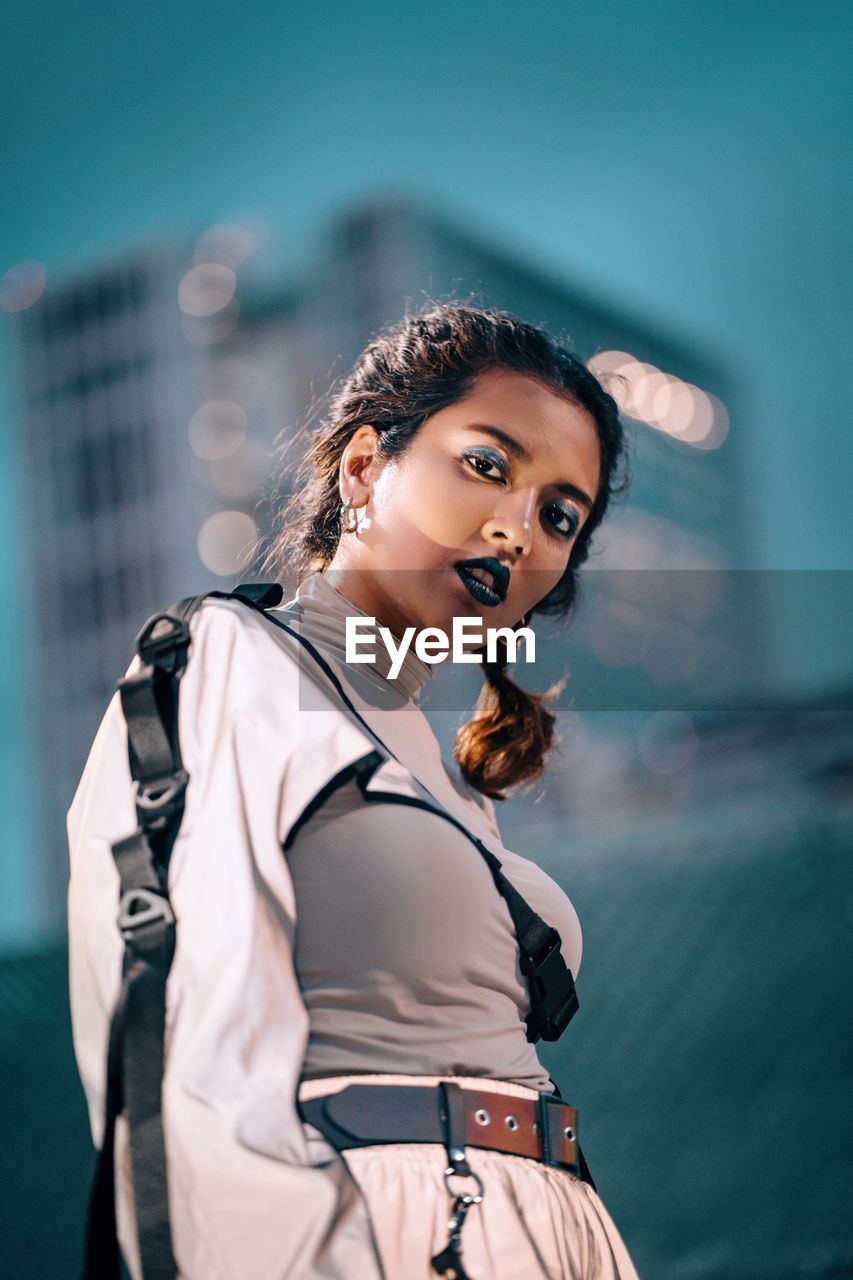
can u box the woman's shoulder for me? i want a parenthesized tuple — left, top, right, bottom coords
(181, 592, 379, 759)
(189, 590, 297, 652)
(181, 593, 310, 705)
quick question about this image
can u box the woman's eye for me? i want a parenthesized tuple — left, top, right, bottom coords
(462, 450, 506, 481)
(544, 504, 580, 539)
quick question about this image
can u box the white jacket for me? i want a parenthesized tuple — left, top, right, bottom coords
(67, 572, 583, 1279)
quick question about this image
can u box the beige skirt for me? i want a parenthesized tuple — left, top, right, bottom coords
(298, 1073, 642, 1280)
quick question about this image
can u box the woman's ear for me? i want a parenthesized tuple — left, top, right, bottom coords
(339, 425, 381, 502)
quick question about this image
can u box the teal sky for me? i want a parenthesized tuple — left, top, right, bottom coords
(1, 1, 851, 937)
(2, 1, 851, 568)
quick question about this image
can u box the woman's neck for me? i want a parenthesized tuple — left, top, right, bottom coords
(282, 569, 434, 704)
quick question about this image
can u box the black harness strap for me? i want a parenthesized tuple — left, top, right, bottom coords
(82, 583, 284, 1280)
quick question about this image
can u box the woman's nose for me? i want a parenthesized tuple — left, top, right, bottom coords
(480, 496, 534, 559)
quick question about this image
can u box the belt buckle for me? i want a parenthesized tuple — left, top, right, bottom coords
(536, 1092, 579, 1174)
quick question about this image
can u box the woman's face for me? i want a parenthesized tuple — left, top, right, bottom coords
(327, 367, 602, 642)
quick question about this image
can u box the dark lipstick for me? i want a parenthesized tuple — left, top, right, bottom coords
(453, 557, 510, 607)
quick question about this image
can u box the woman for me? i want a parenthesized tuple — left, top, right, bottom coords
(67, 302, 640, 1278)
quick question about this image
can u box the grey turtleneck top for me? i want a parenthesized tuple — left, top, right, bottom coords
(278, 571, 583, 1092)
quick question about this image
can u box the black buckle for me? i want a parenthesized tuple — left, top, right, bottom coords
(233, 582, 284, 610)
(118, 887, 175, 938)
(522, 929, 580, 1043)
(536, 1092, 580, 1173)
(135, 612, 191, 666)
(134, 771, 188, 833)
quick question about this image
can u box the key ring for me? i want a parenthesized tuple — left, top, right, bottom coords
(432, 1169, 485, 1279)
(442, 1166, 485, 1204)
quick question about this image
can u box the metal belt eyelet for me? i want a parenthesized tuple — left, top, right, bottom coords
(474, 1108, 490, 1126)
(505, 1114, 519, 1131)
(564, 1125, 575, 1141)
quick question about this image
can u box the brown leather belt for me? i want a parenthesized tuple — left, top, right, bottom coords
(298, 1081, 580, 1175)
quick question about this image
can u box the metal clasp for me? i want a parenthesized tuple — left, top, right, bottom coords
(442, 1166, 485, 1203)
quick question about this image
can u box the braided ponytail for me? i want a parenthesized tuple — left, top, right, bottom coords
(454, 646, 567, 800)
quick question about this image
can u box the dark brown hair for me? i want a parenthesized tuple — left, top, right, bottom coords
(258, 300, 627, 801)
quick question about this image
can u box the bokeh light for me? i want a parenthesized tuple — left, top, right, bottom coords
(630, 366, 671, 423)
(673, 384, 714, 443)
(196, 510, 257, 576)
(587, 350, 729, 452)
(586, 349, 633, 377)
(661, 378, 696, 435)
(696, 392, 730, 451)
(0, 261, 47, 312)
(188, 400, 248, 461)
(178, 263, 237, 316)
(610, 359, 657, 419)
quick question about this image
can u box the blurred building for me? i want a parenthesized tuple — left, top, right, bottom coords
(14, 195, 750, 929)
(16, 246, 214, 925)
(10, 197, 853, 1280)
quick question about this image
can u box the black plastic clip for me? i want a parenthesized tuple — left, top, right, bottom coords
(233, 582, 285, 610)
(135, 612, 192, 669)
(522, 929, 580, 1043)
(134, 771, 189, 833)
(118, 887, 176, 938)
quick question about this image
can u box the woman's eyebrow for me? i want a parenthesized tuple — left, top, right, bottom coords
(464, 423, 594, 511)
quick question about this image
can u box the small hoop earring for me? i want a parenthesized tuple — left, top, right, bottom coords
(339, 495, 361, 534)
